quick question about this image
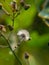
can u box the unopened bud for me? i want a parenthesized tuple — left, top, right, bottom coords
(20, 0, 25, 6)
(7, 25, 13, 31)
(0, 3, 2, 9)
(0, 25, 6, 32)
(24, 52, 29, 59)
(24, 4, 31, 10)
(10, 1, 18, 12)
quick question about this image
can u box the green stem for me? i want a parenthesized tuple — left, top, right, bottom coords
(0, 45, 8, 48)
(12, 12, 15, 27)
(0, 32, 22, 65)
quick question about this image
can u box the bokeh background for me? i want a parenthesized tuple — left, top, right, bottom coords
(0, 0, 49, 65)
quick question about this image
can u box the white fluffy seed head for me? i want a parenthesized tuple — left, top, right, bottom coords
(17, 29, 30, 41)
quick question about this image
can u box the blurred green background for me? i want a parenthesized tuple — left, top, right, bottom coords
(0, 0, 49, 65)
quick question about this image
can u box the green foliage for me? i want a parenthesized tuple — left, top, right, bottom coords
(0, 0, 49, 65)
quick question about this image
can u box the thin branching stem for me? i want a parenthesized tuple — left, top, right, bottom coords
(12, 12, 15, 27)
(0, 45, 8, 48)
(0, 32, 22, 65)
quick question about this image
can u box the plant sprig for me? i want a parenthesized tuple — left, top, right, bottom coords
(0, 31, 22, 65)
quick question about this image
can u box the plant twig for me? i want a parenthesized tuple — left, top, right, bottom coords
(0, 45, 8, 48)
(0, 32, 22, 65)
(12, 12, 15, 27)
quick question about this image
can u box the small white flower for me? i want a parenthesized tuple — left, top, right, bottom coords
(17, 29, 30, 41)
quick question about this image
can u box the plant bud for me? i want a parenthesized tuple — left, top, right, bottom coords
(24, 4, 31, 10)
(7, 25, 13, 31)
(24, 52, 29, 59)
(0, 3, 2, 9)
(10, 0, 18, 12)
(20, 0, 25, 6)
(0, 25, 6, 32)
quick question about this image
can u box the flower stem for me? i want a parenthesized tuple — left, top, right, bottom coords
(0, 32, 22, 65)
(0, 45, 8, 48)
(12, 12, 15, 27)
